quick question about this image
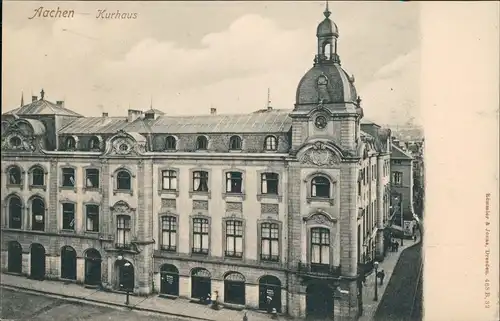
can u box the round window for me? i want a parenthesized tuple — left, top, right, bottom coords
(314, 116, 327, 129)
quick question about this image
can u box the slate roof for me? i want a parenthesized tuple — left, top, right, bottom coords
(3, 100, 82, 117)
(391, 144, 413, 160)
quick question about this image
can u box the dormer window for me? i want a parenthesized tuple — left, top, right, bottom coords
(65, 137, 77, 150)
(311, 176, 330, 198)
(165, 136, 177, 150)
(89, 136, 101, 151)
(229, 136, 242, 150)
(9, 136, 22, 148)
(196, 136, 208, 150)
(264, 136, 277, 151)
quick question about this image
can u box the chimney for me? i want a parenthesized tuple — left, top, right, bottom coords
(32, 96, 38, 102)
(127, 109, 143, 122)
(56, 101, 65, 108)
(267, 106, 273, 111)
(210, 108, 217, 115)
(102, 112, 109, 118)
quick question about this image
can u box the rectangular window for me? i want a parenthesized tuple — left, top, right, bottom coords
(161, 216, 177, 251)
(261, 173, 279, 195)
(260, 223, 279, 261)
(85, 169, 100, 188)
(311, 228, 330, 265)
(62, 168, 75, 187)
(193, 171, 209, 192)
(116, 216, 131, 248)
(32, 168, 45, 186)
(225, 220, 243, 258)
(192, 218, 209, 254)
(86, 205, 99, 232)
(226, 172, 242, 193)
(392, 172, 403, 185)
(162, 170, 177, 190)
(62, 203, 75, 230)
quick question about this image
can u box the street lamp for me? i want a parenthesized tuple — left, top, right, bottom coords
(373, 261, 379, 301)
(117, 255, 131, 305)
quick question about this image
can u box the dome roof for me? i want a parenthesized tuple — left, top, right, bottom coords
(296, 63, 357, 105)
(317, 18, 338, 38)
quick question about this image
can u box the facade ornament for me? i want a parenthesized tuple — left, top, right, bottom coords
(111, 200, 135, 213)
(300, 142, 340, 167)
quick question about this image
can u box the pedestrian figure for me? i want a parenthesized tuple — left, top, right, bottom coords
(413, 234, 417, 242)
(243, 311, 248, 321)
(266, 295, 273, 313)
(211, 291, 220, 310)
(395, 241, 399, 251)
(377, 269, 386, 285)
(206, 293, 211, 305)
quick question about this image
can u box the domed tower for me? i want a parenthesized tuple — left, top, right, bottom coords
(291, 2, 363, 152)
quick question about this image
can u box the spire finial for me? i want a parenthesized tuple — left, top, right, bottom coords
(267, 88, 271, 107)
(40, 88, 45, 100)
(20, 91, 24, 107)
(324, 0, 331, 18)
(150, 96, 153, 110)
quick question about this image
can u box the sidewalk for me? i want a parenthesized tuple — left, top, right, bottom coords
(0, 273, 272, 321)
(358, 231, 422, 321)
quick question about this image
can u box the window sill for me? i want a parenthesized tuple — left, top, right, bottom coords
(157, 189, 179, 197)
(160, 246, 177, 252)
(28, 185, 46, 191)
(189, 191, 211, 199)
(222, 193, 246, 201)
(224, 252, 243, 259)
(59, 186, 77, 193)
(6, 184, 23, 189)
(257, 194, 282, 202)
(83, 187, 101, 193)
(113, 189, 133, 196)
(60, 229, 76, 235)
(191, 250, 209, 257)
(228, 150, 243, 153)
(307, 197, 334, 206)
(84, 231, 100, 236)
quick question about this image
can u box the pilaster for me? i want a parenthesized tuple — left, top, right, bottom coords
(376, 155, 385, 260)
(339, 161, 358, 277)
(48, 160, 58, 232)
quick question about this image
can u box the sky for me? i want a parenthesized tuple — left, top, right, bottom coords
(2, 1, 421, 126)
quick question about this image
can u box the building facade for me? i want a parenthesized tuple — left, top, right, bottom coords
(1, 6, 392, 320)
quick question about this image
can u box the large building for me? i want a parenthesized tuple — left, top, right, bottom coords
(1, 6, 392, 320)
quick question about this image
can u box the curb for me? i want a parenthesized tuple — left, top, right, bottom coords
(1, 283, 214, 321)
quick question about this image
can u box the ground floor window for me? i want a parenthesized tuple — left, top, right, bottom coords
(160, 264, 179, 296)
(224, 272, 246, 305)
(191, 267, 211, 300)
(258, 275, 282, 312)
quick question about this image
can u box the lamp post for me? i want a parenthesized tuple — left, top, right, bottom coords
(373, 261, 379, 301)
(117, 255, 131, 305)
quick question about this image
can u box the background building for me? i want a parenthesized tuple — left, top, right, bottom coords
(1, 6, 393, 320)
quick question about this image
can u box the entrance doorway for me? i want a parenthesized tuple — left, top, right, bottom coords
(8, 241, 23, 273)
(191, 267, 211, 299)
(60, 246, 77, 280)
(84, 249, 102, 286)
(258, 275, 281, 312)
(30, 243, 46, 280)
(306, 283, 334, 319)
(117, 260, 134, 291)
(160, 264, 179, 296)
(224, 272, 246, 305)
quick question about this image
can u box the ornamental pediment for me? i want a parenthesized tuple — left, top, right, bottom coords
(103, 130, 147, 157)
(298, 141, 341, 167)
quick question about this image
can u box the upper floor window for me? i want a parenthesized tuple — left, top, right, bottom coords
(392, 172, 403, 185)
(7, 166, 22, 185)
(193, 171, 209, 192)
(229, 136, 242, 150)
(161, 170, 177, 191)
(264, 136, 277, 151)
(62, 203, 75, 230)
(31, 197, 45, 231)
(116, 215, 131, 248)
(65, 137, 76, 150)
(85, 169, 100, 188)
(192, 218, 209, 255)
(392, 160, 402, 165)
(225, 220, 243, 258)
(8, 196, 22, 229)
(165, 136, 177, 150)
(311, 227, 330, 265)
(311, 176, 330, 198)
(62, 168, 75, 187)
(261, 173, 279, 195)
(89, 136, 101, 151)
(260, 223, 279, 262)
(161, 216, 177, 252)
(226, 172, 243, 194)
(30, 166, 45, 186)
(116, 170, 131, 190)
(196, 136, 208, 150)
(86, 205, 99, 232)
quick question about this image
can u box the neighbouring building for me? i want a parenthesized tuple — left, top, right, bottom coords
(1, 5, 393, 320)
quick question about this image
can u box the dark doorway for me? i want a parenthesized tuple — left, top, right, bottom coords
(306, 283, 334, 319)
(191, 268, 211, 299)
(84, 249, 102, 286)
(30, 243, 46, 280)
(224, 272, 246, 305)
(118, 260, 134, 291)
(8, 241, 23, 273)
(60, 246, 77, 280)
(259, 275, 281, 312)
(160, 264, 179, 296)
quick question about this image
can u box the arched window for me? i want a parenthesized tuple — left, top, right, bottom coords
(311, 176, 330, 198)
(310, 227, 330, 266)
(323, 43, 332, 60)
(65, 136, 77, 150)
(30, 166, 45, 186)
(165, 136, 177, 150)
(196, 136, 208, 150)
(224, 272, 246, 305)
(116, 170, 131, 190)
(8, 196, 23, 229)
(264, 136, 277, 151)
(88, 136, 101, 151)
(7, 166, 22, 185)
(31, 197, 45, 231)
(229, 136, 242, 150)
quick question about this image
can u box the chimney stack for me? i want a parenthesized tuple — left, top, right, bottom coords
(102, 112, 109, 118)
(210, 108, 217, 115)
(127, 109, 143, 122)
(56, 101, 65, 108)
(267, 106, 273, 111)
(32, 96, 38, 102)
